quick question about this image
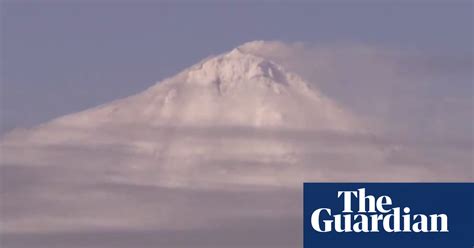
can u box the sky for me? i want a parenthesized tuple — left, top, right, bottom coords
(1, 1, 473, 134)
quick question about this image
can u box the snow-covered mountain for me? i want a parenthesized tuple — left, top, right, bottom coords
(12, 42, 359, 135)
(1, 42, 463, 245)
(3, 40, 458, 189)
(2, 41, 389, 188)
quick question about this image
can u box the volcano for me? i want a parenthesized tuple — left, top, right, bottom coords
(27, 42, 359, 132)
(2, 41, 383, 188)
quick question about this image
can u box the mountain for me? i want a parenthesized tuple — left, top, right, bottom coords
(14, 42, 359, 133)
(4, 41, 445, 189)
(5, 41, 452, 190)
(1, 42, 463, 247)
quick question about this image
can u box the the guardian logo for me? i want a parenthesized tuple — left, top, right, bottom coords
(304, 183, 473, 248)
(310, 188, 448, 233)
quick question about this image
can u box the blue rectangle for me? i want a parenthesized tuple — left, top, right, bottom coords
(304, 183, 473, 248)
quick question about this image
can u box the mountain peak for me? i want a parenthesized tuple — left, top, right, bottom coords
(186, 44, 289, 88)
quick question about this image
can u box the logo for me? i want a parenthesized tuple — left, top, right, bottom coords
(311, 188, 448, 233)
(304, 183, 473, 248)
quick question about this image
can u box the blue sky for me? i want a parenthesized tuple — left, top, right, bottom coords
(1, 1, 472, 133)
